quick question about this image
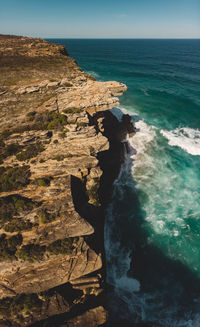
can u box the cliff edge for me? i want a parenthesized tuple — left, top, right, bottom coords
(0, 35, 133, 327)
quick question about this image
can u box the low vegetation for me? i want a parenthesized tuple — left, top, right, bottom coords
(26, 111, 36, 121)
(0, 293, 42, 321)
(16, 243, 46, 262)
(29, 111, 68, 131)
(52, 155, 64, 161)
(38, 209, 54, 224)
(63, 107, 81, 114)
(47, 237, 78, 255)
(15, 237, 78, 262)
(0, 142, 22, 164)
(0, 166, 30, 192)
(0, 195, 36, 224)
(0, 233, 22, 261)
(3, 219, 33, 233)
(16, 143, 44, 161)
(35, 177, 52, 187)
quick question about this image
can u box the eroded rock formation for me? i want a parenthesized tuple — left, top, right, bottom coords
(0, 35, 133, 326)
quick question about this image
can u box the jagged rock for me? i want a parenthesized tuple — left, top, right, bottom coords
(0, 34, 131, 327)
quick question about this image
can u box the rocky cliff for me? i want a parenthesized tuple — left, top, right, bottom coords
(0, 35, 134, 327)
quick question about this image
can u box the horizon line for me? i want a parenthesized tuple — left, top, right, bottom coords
(45, 37, 200, 40)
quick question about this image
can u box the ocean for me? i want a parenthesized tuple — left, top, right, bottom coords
(48, 39, 200, 326)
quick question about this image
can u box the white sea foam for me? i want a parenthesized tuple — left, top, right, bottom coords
(160, 127, 200, 156)
(129, 119, 156, 156)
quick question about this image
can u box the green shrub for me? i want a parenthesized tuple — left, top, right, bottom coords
(16, 243, 46, 262)
(7, 233, 23, 251)
(0, 195, 36, 223)
(0, 293, 42, 320)
(47, 237, 78, 255)
(35, 177, 51, 187)
(0, 233, 22, 261)
(52, 155, 64, 161)
(38, 208, 55, 224)
(63, 107, 81, 114)
(30, 111, 68, 131)
(53, 139, 58, 144)
(16, 143, 44, 161)
(3, 219, 33, 233)
(0, 166, 30, 192)
(10, 293, 42, 318)
(0, 143, 22, 164)
(26, 111, 36, 121)
(38, 209, 49, 224)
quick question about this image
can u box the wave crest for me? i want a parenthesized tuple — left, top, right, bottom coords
(161, 127, 200, 156)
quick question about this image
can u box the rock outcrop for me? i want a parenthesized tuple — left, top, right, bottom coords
(0, 35, 133, 326)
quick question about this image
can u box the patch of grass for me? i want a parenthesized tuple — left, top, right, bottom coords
(3, 219, 33, 233)
(16, 143, 44, 161)
(47, 237, 78, 255)
(0, 166, 30, 192)
(16, 243, 46, 262)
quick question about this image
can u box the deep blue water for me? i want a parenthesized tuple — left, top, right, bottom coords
(49, 39, 200, 326)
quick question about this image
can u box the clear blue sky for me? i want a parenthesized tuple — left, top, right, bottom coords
(0, 0, 199, 38)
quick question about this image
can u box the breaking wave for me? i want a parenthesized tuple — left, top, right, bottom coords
(161, 127, 200, 156)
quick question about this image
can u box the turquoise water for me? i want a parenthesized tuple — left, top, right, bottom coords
(49, 39, 200, 326)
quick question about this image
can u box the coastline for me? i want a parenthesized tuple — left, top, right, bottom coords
(0, 34, 135, 327)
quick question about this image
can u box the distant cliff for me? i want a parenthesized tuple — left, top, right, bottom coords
(0, 35, 133, 327)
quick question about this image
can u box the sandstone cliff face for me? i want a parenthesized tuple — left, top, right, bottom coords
(0, 35, 131, 326)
